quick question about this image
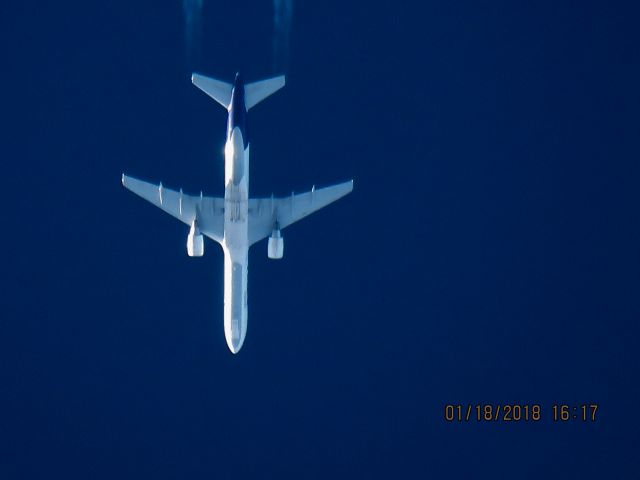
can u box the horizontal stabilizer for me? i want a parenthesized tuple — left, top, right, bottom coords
(191, 73, 233, 109)
(245, 75, 286, 110)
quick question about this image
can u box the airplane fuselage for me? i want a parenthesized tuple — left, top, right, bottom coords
(122, 71, 352, 355)
(222, 74, 250, 353)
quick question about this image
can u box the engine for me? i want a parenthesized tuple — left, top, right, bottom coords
(187, 220, 204, 257)
(268, 229, 284, 259)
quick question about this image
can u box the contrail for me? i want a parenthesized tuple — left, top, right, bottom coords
(272, 0, 294, 74)
(183, 0, 203, 68)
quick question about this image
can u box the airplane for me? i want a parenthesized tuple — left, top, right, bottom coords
(122, 72, 353, 353)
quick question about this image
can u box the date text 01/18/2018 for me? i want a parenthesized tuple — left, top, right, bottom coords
(444, 404, 599, 422)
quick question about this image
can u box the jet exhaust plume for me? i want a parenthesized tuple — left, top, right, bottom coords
(272, 0, 293, 74)
(183, 0, 203, 68)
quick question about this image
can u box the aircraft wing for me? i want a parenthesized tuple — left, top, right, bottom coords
(248, 180, 353, 245)
(121, 174, 225, 243)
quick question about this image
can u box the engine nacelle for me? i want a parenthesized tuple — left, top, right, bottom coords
(268, 229, 284, 259)
(187, 220, 204, 257)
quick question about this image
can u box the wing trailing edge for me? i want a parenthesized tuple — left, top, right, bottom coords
(121, 174, 225, 244)
(247, 180, 354, 245)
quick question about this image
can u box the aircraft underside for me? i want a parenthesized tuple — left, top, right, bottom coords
(122, 72, 353, 353)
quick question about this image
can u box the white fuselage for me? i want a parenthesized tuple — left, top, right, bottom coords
(222, 126, 249, 353)
(125, 72, 297, 354)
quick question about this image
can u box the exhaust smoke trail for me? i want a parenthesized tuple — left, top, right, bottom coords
(183, 0, 203, 68)
(272, 0, 293, 74)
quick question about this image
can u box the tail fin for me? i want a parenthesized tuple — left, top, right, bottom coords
(191, 73, 233, 109)
(191, 73, 286, 110)
(245, 75, 286, 110)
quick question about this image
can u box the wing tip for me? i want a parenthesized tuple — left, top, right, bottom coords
(348, 179, 354, 192)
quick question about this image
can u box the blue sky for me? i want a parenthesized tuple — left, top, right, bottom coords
(1, 1, 639, 478)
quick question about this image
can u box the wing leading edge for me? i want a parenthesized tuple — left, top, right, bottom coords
(122, 175, 353, 246)
(121, 174, 225, 243)
(247, 180, 354, 245)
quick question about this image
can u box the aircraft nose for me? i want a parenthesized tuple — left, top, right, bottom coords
(229, 338, 243, 354)
(227, 323, 245, 354)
